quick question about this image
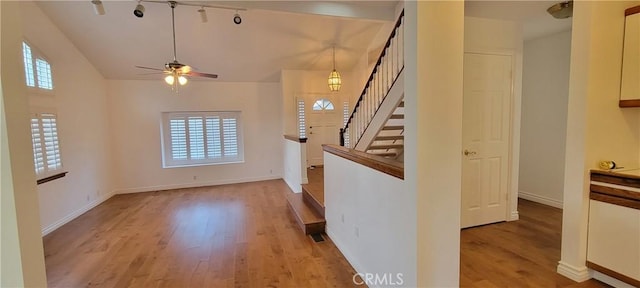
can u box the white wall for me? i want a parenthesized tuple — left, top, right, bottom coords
(283, 138, 306, 193)
(519, 31, 572, 209)
(324, 152, 413, 286)
(20, 1, 114, 235)
(465, 16, 523, 220)
(108, 80, 283, 193)
(559, 0, 640, 282)
(0, 1, 47, 286)
(404, 2, 464, 286)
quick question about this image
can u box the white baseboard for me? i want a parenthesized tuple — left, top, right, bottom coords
(592, 271, 636, 288)
(114, 175, 282, 194)
(519, 190, 563, 209)
(41, 190, 116, 236)
(557, 261, 592, 282)
(301, 177, 309, 185)
(509, 210, 519, 221)
(326, 227, 364, 276)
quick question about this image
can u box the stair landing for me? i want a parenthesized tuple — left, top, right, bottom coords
(287, 167, 325, 234)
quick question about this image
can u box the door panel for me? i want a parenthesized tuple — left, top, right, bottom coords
(306, 96, 340, 166)
(461, 53, 512, 228)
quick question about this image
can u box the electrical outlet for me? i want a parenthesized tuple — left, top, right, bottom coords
(269, 169, 273, 174)
(193, 175, 197, 180)
(86, 195, 90, 202)
(341, 214, 345, 223)
(355, 227, 359, 237)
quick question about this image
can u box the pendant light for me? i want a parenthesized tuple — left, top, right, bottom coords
(328, 46, 341, 92)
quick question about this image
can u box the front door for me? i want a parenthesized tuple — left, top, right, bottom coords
(461, 53, 512, 228)
(306, 97, 340, 166)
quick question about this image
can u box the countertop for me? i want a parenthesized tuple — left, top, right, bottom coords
(591, 168, 640, 180)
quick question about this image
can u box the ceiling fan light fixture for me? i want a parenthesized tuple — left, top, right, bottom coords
(547, 1, 573, 19)
(178, 75, 188, 85)
(328, 46, 341, 92)
(198, 7, 208, 23)
(91, 0, 105, 15)
(134, 2, 145, 18)
(165, 75, 175, 85)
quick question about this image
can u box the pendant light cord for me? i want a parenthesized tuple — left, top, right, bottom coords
(332, 46, 336, 70)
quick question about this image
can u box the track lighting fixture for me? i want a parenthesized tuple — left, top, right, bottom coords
(134, 1, 145, 18)
(198, 7, 207, 23)
(127, 1, 247, 25)
(233, 12, 242, 25)
(91, 0, 105, 15)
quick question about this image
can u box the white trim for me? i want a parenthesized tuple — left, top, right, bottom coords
(592, 271, 637, 288)
(114, 175, 282, 194)
(41, 190, 116, 236)
(284, 177, 301, 193)
(591, 180, 640, 193)
(326, 227, 364, 276)
(301, 177, 309, 185)
(557, 261, 592, 282)
(518, 190, 564, 209)
(509, 210, 520, 221)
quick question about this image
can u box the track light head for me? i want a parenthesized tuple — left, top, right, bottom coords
(198, 7, 208, 23)
(91, 0, 105, 15)
(233, 12, 242, 25)
(134, 3, 145, 18)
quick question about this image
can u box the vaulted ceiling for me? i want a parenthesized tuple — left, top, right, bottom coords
(36, 1, 398, 82)
(36, 1, 570, 83)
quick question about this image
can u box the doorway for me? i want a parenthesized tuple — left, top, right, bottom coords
(305, 96, 341, 166)
(461, 52, 514, 228)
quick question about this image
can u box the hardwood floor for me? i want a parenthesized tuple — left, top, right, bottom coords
(43, 180, 360, 288)
(461, 199, 610, 288)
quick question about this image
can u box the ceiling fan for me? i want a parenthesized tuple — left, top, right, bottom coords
(135, 1, 218, 86)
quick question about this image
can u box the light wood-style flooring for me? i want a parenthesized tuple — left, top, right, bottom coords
(43, 180, 359, 287)
(461, 199, 610, 287)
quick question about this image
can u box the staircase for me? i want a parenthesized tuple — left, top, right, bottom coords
(364, 100, 404, 160)
(340, 11, 405, 159)
(286, 167, 325, 235)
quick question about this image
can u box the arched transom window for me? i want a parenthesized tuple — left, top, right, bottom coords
(312, 99, 334, 111)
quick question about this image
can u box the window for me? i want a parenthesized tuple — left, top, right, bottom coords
(31, 113, 62, 176)
(161, 111, 244, 167)
(312, 98, 334, 111)
(22, 41, 53, 90)
(297, 99, 306, 138)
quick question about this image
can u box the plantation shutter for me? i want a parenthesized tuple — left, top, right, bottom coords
(30, 113, 62, 175)
(162, 111, 243, 167)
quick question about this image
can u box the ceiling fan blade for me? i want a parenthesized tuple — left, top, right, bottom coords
(137, 72, 167, 75)
(135, 65, 165, 71)
(187, 71, 218, 79)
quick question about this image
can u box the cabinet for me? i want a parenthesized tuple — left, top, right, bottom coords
(587, 200, 640, 281)
(589, 170, 640, 286)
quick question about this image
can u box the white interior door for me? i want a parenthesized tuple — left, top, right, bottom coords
(306, 97, 340, 166)
(461, 53, 512, 229)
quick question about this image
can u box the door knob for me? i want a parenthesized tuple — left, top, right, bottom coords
(464, 149, 477, 156)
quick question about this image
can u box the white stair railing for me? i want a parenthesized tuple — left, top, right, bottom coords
(340, 10, 404, 149)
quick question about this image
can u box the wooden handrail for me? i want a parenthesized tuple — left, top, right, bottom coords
(323, 144, 403, 179)
(342, 10, 404, 135)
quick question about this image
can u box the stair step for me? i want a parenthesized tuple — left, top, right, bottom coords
(302, 185, 324, 217)
(382, 125, 404, 131)
(286, 192, 325, 235)
(375, 135, 404, 141)
(398, 101, 404, 107)
(390, 114, 404, 119)
(369, 152, 397, 157)
(369, 144, 404, 150)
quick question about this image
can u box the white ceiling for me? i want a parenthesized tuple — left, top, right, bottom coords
(465, 0, 572, 41)
(36, 1, 398, 82)
(36, 1, 571, 83)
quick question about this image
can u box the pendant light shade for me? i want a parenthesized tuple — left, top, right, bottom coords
(328, 70, 341, 92)
(328, 46, 341, 92)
